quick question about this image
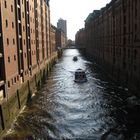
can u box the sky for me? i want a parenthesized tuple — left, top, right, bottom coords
(50, 0, 111, 40)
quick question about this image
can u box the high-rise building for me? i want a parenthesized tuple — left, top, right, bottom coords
(57, 18, 67, 37)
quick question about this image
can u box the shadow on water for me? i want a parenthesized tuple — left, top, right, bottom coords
(3, 49, 140, 140)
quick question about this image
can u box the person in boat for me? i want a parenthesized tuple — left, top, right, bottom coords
(73, 56, 78, 61)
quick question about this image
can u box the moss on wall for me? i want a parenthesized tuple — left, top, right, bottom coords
(0, 55, 58, 136)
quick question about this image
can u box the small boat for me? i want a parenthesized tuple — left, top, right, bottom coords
(74, 68, 87, 83)
(73, 56, 78, 61)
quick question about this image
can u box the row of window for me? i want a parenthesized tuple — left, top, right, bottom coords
(5, 33, 46, 47)
(6, 38, 15, 46)
(7, 75, 19, 88)
(4, 0, 48, 15)
(5, 19, 35, 35)
(7, 48, 45, 63)
(7, 69, 33, 88)
(114, 48, 137, 59)
(5, 9, 46, 34)
(8, 55, 16, 63)
(122, 62, 137, 72)
(5, 20, 14, 28)
(5, 21, 46, 40)
(4, 1, 13, 12)
(7, 69, 29, 88)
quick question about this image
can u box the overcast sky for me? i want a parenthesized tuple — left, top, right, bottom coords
(50, 0, 111, 40)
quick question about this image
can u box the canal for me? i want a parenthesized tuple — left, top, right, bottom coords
(4, 49, 140, 139)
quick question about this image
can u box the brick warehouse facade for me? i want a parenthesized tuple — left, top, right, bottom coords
(76, 0, 140, 93)
(0, 0, 52, 100)
(75, 28, 86, 47)
(0, 0, 65, 133)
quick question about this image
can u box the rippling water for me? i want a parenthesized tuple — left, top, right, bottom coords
(4, 49, 140, 140)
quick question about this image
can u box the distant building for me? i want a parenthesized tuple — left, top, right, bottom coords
(75, 28, 86, 47)
(56, 29, 67, 49)
(57, 18, 67, 37)
(50, 24, 67, 50)
(50, 25, 57, 55)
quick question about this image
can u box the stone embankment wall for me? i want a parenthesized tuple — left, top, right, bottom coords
(0, 52, 61, 135)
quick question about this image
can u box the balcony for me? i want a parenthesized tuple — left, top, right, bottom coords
(0, 89, 4, 101)
(0, 53, 2, 58)
(0, 80, 4, 87)
(0, 83, 5, 100)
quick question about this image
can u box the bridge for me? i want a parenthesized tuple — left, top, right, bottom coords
(64, 45, 85, 49)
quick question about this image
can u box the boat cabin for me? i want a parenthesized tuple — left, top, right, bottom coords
(74, 68, 87, 83)
(73, 56, 78, 61)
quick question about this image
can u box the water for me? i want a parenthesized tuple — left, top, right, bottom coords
(4, 49, 140, 140)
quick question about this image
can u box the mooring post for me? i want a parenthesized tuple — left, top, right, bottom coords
(27, 80, 32, 104)
(35, 74, 38, 88)
(0, 105, 5, 130)
(17, 90, 21, 109)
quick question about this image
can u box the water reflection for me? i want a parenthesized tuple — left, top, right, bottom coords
(4, 49, 140, 140)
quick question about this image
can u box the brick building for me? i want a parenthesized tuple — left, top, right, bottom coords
(50, 24, 57, 55)
(77, 0, 140, 93)
(75, 28, 86, 47)
(0, 0, 20, 100)
(56, 29, 67, 49)
(0, 0, 53, 105)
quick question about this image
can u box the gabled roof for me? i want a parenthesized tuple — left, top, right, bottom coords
(85, 10, 100, 23)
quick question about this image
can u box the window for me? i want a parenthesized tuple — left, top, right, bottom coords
(123, 48, 126, 59)
(8, 81, 10, 88)
(12, 78, 14, 85)
(124, 16, 126, 24)
(12, 22, 14, 28)
(17, 0, 20, 5)
(134, 49, 137, 60)
(135, 8, 137, 19)
(123, 37, 126, 44)
(30, 17, 32, 22)
(4, 0, 7, 8)
(6, 19, 8, 27)
(8, 56, 10, 63)
(135, 34, 137, 41)
(135, 24, 137, 31)
(13, 38, 15, 45)
(134, 65, 137, 71)
(23, 25, 25, 31)
(7, 38, 9, 45)
(11, 5, 13, 12)
(119, 48, 121, 56)
(17, 75, 19, 81)
(22, 12, 24, 18)
(14, 55, 16, 61)
(14, 77, 16, 83)
(128, 49, 130, 58)
(123, 62, 126, 69)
